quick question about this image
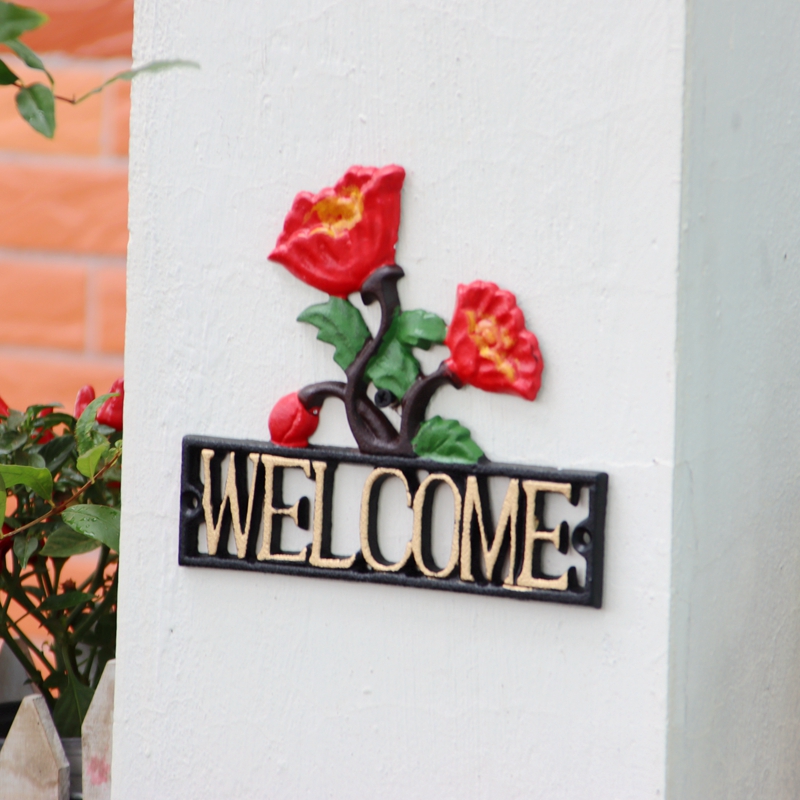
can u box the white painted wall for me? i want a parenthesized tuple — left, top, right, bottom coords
(668, 1, 800, 796)
(115, 1, 685, 796)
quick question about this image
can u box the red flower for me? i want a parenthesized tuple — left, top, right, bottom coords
(0, 396, 8, 418)
(269, 392, 320, 448)
(445, 281, 543, 401)
(74, 384, 96, 418)
(269, 165, 405, 298)
(97, 379, 124, 431)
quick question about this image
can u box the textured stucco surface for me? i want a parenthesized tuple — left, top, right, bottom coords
(668, 2, 800, 797)
(116, 1, 685, 796)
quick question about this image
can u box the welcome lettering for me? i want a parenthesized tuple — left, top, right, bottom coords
(181, 437, 607, 607)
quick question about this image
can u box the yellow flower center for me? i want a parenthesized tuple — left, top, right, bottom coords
(306, 185, 364, 237)
(465, 311, 517, 381)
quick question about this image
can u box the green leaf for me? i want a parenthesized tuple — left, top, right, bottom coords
(5, 409, 23, 429)
(0, 56, 17, 84)
(15, 82, 54, 137)
(26, 403, 63, 416)
(53, 665, 94, 738)
(76, 441, 109, 478)
(4, 39, 52, 83)
(365, 336, 419, 398)
(38, 434, 76, 473)
(73, 59, 200, 104)
(0, 429, 26, 455)
(412, 416, 485, 464)
(62, 505, 120, 552)
(0, 463, 53, 499)
(13, 535, 37, 568)
(298, 297, 371, 371)
(75, 393, 114, 455)
(14, 449, 45, 468)
(395, 309, 447, 350)
(0, 3, 48, 41)
(0, 473, 6, 529)
(41, 590, 93, 611)
(40, 526, 100, 557)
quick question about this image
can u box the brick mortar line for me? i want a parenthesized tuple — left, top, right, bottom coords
(0, 344, 124, 366)
(5, 54, 132, 71)
(0, 248, 127, 268)
(0, 152, 129, 170)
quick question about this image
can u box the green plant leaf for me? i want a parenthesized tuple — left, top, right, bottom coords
(0, 473, 6, 528)
(298, 297, 371, 371)
(15, 82, 54, 137)
(3, 38, 52, 83)
(365, 336, 420, 398)
(40, 526, 100, 557)
(75, 393, 114, 455)
(0, 56, 17, 84)
(0, 463, 53, 499)
(53, 665, 94, 738)
(13, 535, 37, 568)
(41, 590, 93, 611)
(38, 434, 75, 473)
(76, 441, 109, 478)
(73, 58, 200, 104)
(0, 429, 26, 455)
(0, 2, 48, 41)
(395, 309, 447, 350)
(62, 505, 120, 552)
(412, 416, 484, 464)
(14, 449, 45, 468)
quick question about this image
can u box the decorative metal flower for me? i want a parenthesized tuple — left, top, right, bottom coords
(267, 165, 545, 463)
(269, 165, 405, 298)
(445, 281, 543, 401)
(269, 392, 320, 448)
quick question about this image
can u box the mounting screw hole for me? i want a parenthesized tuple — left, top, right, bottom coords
(181, 491, 200, 515)
(581, 530, 592, 546)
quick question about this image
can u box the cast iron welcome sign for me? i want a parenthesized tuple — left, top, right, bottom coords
(179, 166, 608, 606)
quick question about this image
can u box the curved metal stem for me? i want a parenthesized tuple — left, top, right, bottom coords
(399, 362, 462, 444)
(298, 381, 397, 443)
(296, 265, 463, 457)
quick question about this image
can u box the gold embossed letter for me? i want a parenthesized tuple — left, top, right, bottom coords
(460, 476, 520, 585)
(517, 480, 572, 590)
(309, 461, 356, 569)
(257, 455, 312, 562)
(201, 449, 260, 557)
(412, 473, 462, 578)
(359, 468, 414, 572)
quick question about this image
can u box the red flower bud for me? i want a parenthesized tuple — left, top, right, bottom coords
(269, 392, 320, 448)
(34, 408, 54, 444)
(74, 384, 96, 419)
(97, 378, 124, 431)
(0, 395, 8, 418)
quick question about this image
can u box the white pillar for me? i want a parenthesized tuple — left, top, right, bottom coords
(115, 0, 799, 797)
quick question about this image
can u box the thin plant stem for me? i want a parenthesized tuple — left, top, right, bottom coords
(0, 452, 120, 544)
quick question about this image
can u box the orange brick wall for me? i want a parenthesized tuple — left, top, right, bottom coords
(0, 0, 132, 414)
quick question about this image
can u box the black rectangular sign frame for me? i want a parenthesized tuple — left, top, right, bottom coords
(179, 435, 607, 607)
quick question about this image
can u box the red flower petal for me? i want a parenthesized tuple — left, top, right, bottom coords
(0, 395, 8, 418)
(445, 281, 543, 401)
(269, 165, 405, 297)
